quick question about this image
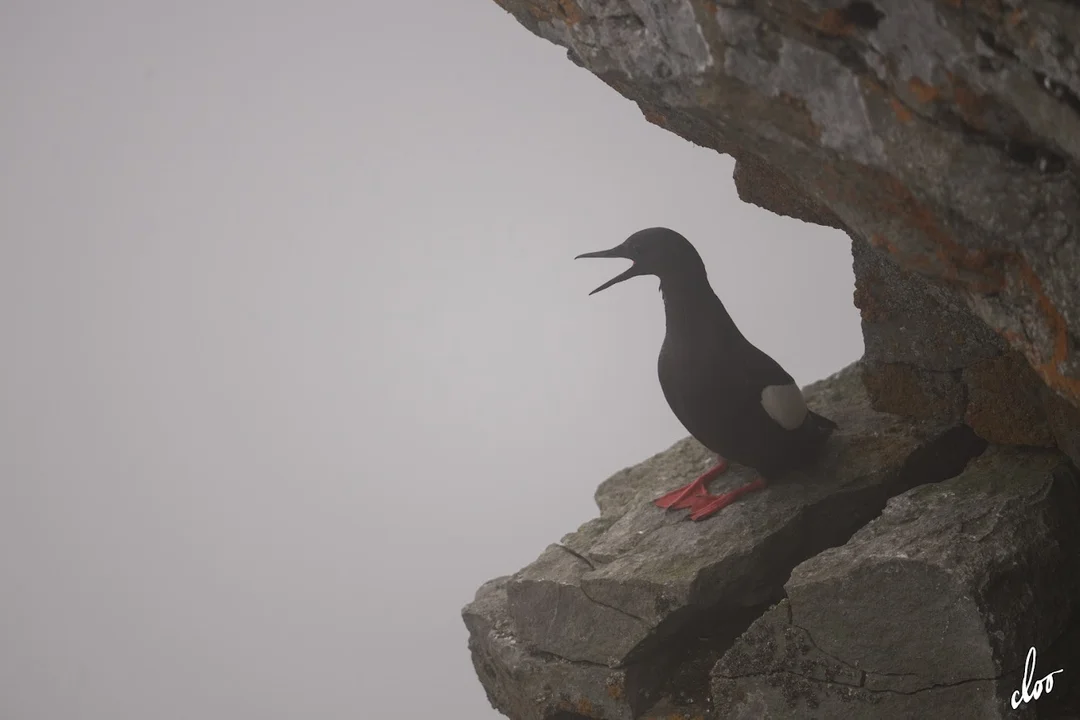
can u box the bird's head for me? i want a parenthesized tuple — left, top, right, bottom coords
(575, 227, 707, 296)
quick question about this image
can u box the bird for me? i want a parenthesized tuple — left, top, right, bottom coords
(576, 227, 837, 521)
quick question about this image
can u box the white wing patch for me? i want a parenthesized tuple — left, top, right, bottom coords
(761, 383, 808, 430)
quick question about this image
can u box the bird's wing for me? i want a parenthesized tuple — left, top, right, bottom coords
(738, 340, 796, 388)
(736, 341, 809, 431)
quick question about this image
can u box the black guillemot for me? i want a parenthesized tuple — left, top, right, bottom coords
(576, 227, 837, 521)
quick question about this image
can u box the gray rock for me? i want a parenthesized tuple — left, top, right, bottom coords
(465, 365, 989, 717)
(731, 155, 844, 231)
(464, 576, 764, 719)
(505, 366, 985, 668)
(852, 234, 1005, 374)
(464, 576, 643, 720)
(712, 446, 1080, 718)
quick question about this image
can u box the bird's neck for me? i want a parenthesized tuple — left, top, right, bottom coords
(660, 275, 741, 339)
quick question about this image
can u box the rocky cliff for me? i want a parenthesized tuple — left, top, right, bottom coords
(464, 1, 1080, 717)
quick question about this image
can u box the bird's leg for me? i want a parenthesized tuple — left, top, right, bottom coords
(653, 457, 730, 510)
(688, 477, 767, 521)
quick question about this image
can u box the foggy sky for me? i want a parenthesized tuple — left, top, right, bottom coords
(0, 2, 863, 718)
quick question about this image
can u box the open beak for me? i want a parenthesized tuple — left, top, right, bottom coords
(575, 246, 644, 295)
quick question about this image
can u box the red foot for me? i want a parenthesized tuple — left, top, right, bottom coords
(653, 458, 730, 510)
(688, 477, 767, 521)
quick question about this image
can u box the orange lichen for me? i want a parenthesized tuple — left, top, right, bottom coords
(605, 677, 624, 700)
(779, 136, 1078, 406)
(908, 77, 940, 104)
(890, 97, 914, 123)
(877, 176, 1005, 293)
(816, 8, 856, 36)
(555, 0, 585, 24)
(577, 698, 597, 715)
(861, 75, 917, 125)
(1002, 329, 1025, 346)
(869, 233, 893, 251)
(869, 232, 938, 274)
(872, 187, 1080, 404)
(556, 697, 600, 717)
(1013, 257, 1080, 403)
(871, 232, 1079, 404)
(522, 0, 585, 23)
(775, 92, 822, 141)
(525, 5, 551, 21)
(950, 79, 988, 131)
(641, 106, 669, 128)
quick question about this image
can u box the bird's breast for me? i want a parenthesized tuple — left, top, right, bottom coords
(658, 338, 744, 432)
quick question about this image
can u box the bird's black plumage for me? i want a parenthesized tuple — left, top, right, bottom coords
(577, 227, 836, 517)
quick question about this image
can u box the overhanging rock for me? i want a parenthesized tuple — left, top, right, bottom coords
(491, 0, 1080, 410)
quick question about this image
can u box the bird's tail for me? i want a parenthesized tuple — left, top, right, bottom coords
(798, 411, 837, 466)
(788, 410, 836, 474)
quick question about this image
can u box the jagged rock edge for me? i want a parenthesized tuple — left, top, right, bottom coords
(586, 424, 991, 716)
(712, 618, 1014, 698)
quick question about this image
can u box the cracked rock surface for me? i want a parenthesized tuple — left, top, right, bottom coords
(711, 446, 1080, 718)
(463, 365, 993, 718)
